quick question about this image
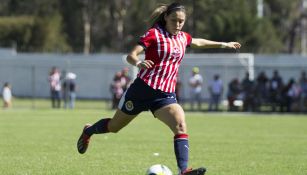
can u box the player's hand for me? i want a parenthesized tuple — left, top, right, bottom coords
(137, 60, 155, 69)
(225, 42, 241, 49)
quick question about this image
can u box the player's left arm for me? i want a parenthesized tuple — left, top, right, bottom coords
(191, 38, 241, 49)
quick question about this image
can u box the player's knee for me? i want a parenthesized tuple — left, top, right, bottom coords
(176, 121, 187, 134)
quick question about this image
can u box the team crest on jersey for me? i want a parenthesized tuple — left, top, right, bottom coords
(172, 46, 181, 58)
(125, 100, 134, 111)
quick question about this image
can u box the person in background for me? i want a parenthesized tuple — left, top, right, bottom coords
(63, 72, 77, 109)
(120, 67, 132, 91)
(48, 66, 61, 108)
(281, 78, 300, 112)
(241, 72, 256, 112)
(110, 71, 124, 109)
(299, 71, 307, 112)
(208, 74, 223, 111)
(77, 2, 240, 175)
(269, 70, 283, 112)
(2, 82, 12, 108)
(227, 78, 241, 111)
(175, 75, 182, 103)
(189, 67, 203, 111)
(255, 71, 269, 109)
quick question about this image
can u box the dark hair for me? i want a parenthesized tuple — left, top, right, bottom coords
(148, 2, 185, 27)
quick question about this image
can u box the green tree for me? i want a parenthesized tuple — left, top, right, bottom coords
(186, 0, 283, 53)
(0, 16, 34, 50)
(264, 0, 302, 53)
(0, 0, 304, 54)
(0, 0, 71, 52)
(32, 14, 72, 52)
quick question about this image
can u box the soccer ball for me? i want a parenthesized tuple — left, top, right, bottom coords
(146, 164, 173, 175)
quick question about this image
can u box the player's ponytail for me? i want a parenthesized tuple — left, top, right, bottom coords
(148, 4, 167, 27)
(148, 2, 185, 27)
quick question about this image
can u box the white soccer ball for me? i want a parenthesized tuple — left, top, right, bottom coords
(146, 164, 173, 175)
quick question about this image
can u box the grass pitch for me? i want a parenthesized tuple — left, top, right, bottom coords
(0, 109, 307, 175)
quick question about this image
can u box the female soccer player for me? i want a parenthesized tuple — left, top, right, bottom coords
(77, 2, 241, 175)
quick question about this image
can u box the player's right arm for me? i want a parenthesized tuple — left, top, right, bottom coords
(126, 45, 154, 69)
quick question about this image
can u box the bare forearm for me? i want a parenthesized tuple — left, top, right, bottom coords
(126, 45, 144, 66)
(126, 45, 155, 69)
(127, 53, 141, 66)
(191, 38, 225, 48)
(191, 38, 241, 49)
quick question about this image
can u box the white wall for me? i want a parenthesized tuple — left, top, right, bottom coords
(1, 52, 306, 100)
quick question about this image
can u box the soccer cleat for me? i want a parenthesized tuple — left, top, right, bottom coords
(77, 124, 92, 154)
(181, 167, 206, 175)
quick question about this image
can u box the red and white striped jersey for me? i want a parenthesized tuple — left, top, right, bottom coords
(137, 25, 192, 93)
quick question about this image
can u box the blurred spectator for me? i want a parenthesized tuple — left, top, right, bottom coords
(241, 72, 257, 112)
(120, 67, 132, 91)
(208, 74, 223, 111)
(268, 70, 283, 112)
(2, 82, 12, 108)
(281, 78, 300, 112)
(299, 71, 307, 112)
(255, 71, 269, 108)
(175, 75, 182, 103)
(110, 72, 124, 109)
(48, 66, 61, 108)
(227, 78, 241, 111)
(63, 72, 77, 109)
(188, 67, 203, 111)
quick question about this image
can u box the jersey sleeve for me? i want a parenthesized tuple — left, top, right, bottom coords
(183, 32, 192, 47)
(138, 28, 156, 49)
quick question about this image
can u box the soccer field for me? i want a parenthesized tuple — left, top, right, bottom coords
(0, 109, 306, 175)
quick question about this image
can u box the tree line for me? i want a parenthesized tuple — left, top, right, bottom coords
(0, 0, 305, 54)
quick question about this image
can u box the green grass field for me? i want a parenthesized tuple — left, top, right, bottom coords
(1, 107, 307, 175)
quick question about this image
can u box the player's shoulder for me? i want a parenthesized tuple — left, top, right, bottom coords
(141, 27, 157, 38)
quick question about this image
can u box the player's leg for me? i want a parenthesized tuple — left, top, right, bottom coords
(154, 103, 186, 134)
(77, 109, 137, 154)
(86, 109, 137, 134)
(55, 90, 61, 108)
(154, 104, 206, 175)
(77, 78, 148, 154)
(196, 93, 201, 111)
(154, 103, 189, 174)
(51, 90, 56, 108)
